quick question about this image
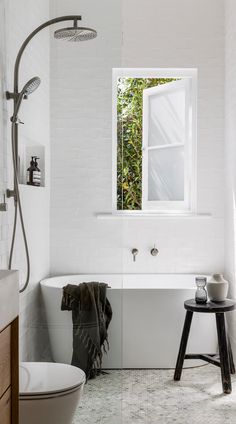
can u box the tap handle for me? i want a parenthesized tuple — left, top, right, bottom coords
(131, 248, 139, 262)
(151, 245, 159, 256)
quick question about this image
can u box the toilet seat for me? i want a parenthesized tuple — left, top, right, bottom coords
(20, 362, 85, 400)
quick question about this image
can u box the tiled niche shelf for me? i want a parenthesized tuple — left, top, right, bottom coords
(18, 142, 45, 187)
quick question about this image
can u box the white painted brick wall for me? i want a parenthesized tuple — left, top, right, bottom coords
(121, 0, 225, 273)
(0, 0, 229, 361)
(0, 0, 50, 361)
(50, 0, 225, 275)
(50, 0, 124, 275)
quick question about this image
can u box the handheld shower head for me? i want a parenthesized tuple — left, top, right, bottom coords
(54, 19, 97, 42)
(22, 77, 41, 97)
(11, 77, 41, 119)
(6, 76, 41, 101)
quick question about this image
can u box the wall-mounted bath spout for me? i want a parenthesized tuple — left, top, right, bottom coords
(131, 248, 139, 262)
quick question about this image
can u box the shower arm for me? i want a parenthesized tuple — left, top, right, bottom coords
(7, 15, 81, 175)
(13, 15, 82, 94)
(6, 15, 81, 294)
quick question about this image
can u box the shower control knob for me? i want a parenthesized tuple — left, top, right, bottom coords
(151, 245, 159, 256)
(0, 194, 7, 212)
(131, 248, 139, 262)
(6, 189, 16, 199)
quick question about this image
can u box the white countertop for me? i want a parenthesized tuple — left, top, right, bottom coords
(0, 270, 19, 331)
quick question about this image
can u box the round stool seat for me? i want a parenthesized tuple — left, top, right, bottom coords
(184, 299, 236, 313)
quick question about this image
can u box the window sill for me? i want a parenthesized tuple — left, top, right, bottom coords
(96, 212, 212, 219)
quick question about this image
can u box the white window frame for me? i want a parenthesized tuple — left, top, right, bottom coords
(142, 79, 191, 211)
(112, 68, 197, 215)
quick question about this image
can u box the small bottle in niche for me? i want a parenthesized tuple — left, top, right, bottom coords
(195, 277, 207, 304)
(27, 156, 41, 187)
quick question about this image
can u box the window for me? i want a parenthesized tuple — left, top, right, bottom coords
(112, 68, 197, 214)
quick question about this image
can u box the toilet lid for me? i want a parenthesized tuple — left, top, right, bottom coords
(20, 362, 86, 397)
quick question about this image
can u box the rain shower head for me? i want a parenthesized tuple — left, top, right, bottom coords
(22, 77, 41, 96)
(54, 19, 97, 42)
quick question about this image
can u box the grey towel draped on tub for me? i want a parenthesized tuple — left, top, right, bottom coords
(61, 282, 112, 380)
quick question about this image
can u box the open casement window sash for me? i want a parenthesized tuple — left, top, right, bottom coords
(142, 79, 192, 212)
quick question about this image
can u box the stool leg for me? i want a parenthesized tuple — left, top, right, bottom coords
(174, 311, 193, 381)
(228, 338, 235, 375)
(215, 313, 232, 394)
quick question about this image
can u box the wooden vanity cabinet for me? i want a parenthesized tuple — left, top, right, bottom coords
(0, 317, 19, 424)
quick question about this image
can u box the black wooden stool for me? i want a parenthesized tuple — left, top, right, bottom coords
(174, 299, 236, 394)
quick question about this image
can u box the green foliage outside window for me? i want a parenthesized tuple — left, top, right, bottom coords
(117, 77, 176, 210)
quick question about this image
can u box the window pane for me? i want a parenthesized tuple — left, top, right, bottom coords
(148, 146, 184, 201)
(148, 87, 185, 147)
(116, 77, 177, 210)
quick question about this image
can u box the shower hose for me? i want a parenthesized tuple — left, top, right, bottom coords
(9, 121, 30, 293)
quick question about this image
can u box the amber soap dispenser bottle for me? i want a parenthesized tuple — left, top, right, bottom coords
(27, 156, 41, 187)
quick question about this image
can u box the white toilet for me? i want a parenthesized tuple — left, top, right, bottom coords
(19, 362, 85, 424)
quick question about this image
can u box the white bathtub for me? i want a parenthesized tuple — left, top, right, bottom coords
(40, 274, 217, 369)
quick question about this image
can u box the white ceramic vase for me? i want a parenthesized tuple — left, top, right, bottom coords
(207, 274, 228, 302)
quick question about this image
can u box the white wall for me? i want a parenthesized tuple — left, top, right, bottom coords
(50, 0, 124, 275)
(121, 0, 225, 273)
(0, 2, 8, 270)
(0, 0, 231, 362)
(0, 0, 51, 360)
(225, 0, 236, 351)
(50, 0, 225, 276)
(0, 0, 233, 361)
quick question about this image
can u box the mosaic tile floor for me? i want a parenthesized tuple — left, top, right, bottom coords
(73, 365, 236, 424)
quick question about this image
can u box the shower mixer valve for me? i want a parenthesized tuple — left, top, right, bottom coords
(6, 189, 16, 199)
(0, 195, 7, 212)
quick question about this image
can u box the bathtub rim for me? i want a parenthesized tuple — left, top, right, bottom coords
(40, 273, 210, 290)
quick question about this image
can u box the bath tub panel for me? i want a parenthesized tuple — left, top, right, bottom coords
(41, 274, 217, 369)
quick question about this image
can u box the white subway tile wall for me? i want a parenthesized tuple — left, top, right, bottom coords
(225, 0, 236, 353)
(50, 0, 225, 275)
(50, 0, 124, 275)
(0, 0, 50, 360)
(1, 0, 234, 361)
